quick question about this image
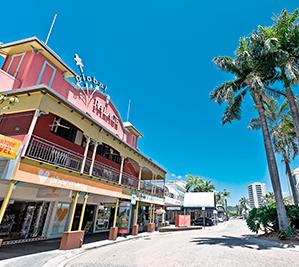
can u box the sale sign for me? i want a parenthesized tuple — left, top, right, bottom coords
(0, 134, 22, 159)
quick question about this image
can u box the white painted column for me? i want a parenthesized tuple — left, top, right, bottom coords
(138, 166, 143, 190)
(89, 141, 98, 176)
(118, 156, 125, 184)
(21, 109, 40, 157)
(80, 136, 91, 174)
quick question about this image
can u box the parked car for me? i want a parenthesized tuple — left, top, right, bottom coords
(192, 217, 214, 226)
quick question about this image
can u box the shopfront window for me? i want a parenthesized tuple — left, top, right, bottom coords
(0, 201, 49, 240)
(51, 202, 70, 237)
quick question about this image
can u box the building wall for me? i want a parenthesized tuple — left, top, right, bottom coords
(1, 50, 136, 146)
(248, 182, 266, 208)
(0, 111, 34, 142)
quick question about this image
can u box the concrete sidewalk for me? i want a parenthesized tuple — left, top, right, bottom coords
(0, 232, 151, 267)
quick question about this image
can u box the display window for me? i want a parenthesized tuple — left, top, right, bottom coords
(0, 201, 49, 240)
(117, 201, 132, 234)
(93, 205, 111, 232)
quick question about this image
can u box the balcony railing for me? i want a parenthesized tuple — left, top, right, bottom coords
(139, 180, 165, 198)
(27, 135, 138, 188)
(122, 172, 138, 188)
(84, 159, 120, 184)
(27, 136, 83, 171)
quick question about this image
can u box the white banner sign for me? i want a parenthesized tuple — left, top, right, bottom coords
(138, 193, 165, 205)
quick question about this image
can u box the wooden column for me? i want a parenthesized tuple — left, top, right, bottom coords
(134, 201, 139, 225)
(78, 193, 89, 231)
(67, 191, 79, 232)
(113, 198, 120, 227)
(89, 142, 98, 176)
(0, 181, 15, 224)
(21, 109, 40, 157)
(80, 136, 91, 174)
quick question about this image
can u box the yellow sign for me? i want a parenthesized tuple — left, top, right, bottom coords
(0, 134, 22, 159)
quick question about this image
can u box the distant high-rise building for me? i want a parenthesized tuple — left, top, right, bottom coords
(248, 182, 266, 208)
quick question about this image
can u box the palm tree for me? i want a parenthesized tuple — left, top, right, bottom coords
(210, 34, 289, 230)
(272, 116, 299, 205)
(222, 189, 230, 213)
(257, 10, 299, 145)
(215, 192, 224, 206)
(195, 180, 215, 192)
(249, 98, 299, 205)
(185, 175, 204, 192)
(239, 197, 249, 210)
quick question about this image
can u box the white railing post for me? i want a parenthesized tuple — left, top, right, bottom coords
(118, 156, 125, 184)
(89, 141, 98, 176)
(80, 136, 91, 174)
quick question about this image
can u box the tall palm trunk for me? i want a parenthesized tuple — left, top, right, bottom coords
(284, 84, 299, 146)
(252, 91, 289, 230)
(284, 156, 299, 206)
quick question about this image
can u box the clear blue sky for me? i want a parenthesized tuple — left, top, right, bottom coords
(1, 0, 298, 205)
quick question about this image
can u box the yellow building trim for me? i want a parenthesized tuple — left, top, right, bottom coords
(1, 88, 166, 178)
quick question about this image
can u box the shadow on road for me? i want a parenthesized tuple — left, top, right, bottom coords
(0, 232, 109, 260)
(190, 235, 296, 250)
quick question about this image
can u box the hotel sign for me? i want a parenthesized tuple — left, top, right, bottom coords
(72, 54, 121, 131)
(74, 53, 107, 92)
(0, 134, 22, 159)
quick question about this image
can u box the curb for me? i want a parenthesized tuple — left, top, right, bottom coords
(43, 233, 151, 267)
(245, 236, 299, 251)
(159, 226, 202, 232)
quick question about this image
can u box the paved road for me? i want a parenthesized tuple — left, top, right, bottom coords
(66, 220, 299, 267)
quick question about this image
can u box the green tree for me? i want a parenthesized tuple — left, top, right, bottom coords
(249, 98, 299, 206)
(185, 175, 204, 192)
(269, 10, 299, 146)
(239, 197, 249, 211)
(195, 180, 215, 192)
(272, 117, 299, 206)
(262, 192, 276, 207)
(210, 33, 289, 230)
(253, 10, 299, 146)
(222, 189, 230, 213)
(0, 94, 19, 109)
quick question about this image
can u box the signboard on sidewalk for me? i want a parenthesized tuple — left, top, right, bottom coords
(0, 134, 22, 159)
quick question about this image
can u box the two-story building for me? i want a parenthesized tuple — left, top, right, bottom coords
(0, 37, 166, 249)
(164, 180, 186, 224)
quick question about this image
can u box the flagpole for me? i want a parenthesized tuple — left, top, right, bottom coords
(126, 99, 131, 122)
(45, 14, 57, 45)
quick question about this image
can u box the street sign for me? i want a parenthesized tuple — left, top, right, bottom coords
(131, 191, 137, 205)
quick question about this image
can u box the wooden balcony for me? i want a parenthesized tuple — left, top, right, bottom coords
(26, 135, 138, 188)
